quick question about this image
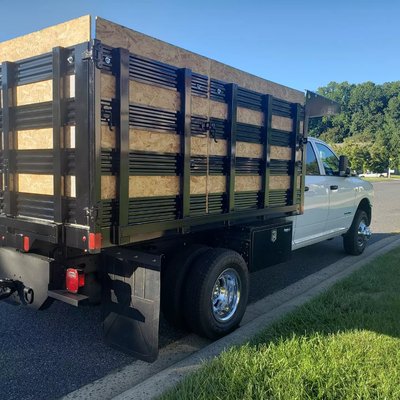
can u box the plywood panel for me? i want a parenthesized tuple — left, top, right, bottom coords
(101, 125, 116, 149)
(96, 17, 210, 76)
(191, 136, 208, 156)
(0, 16, 91, 63)
(210, 60, 305, 105)
(101, 176, 116, 200)
(235, 175, 261, 191)
(101, 73, 115, 100)
(129, 176, 179, 197)
(65, 126, 76, 149)
(269, 176, 291, 190)
(237, 107, 263, 126)
(270, 146, 292, 160)
(130, 81, 180, 111)
(190, 175, 226, 194)
(272, 115, 293, 132)
(65, 176, 76, 197)
(16, 129, 53, 150)
(192, 97, 227, 120)
(95, 18, 304, 105)
(209, 139, 227, 156)
(16, 80, 52, 106)
(18, 174, 53, 195)
(130, 130, 180, 153)
(209, 176, 226, 193)
(236, 142, 263, 158)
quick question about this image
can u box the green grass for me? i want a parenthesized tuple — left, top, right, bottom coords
(161, 248, 400, 400)
(361, 174, 400, 182)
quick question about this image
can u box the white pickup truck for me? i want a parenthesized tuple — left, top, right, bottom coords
(293, 137, 373, 255)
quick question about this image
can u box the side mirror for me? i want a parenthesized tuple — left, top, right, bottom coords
(339, 155, 350, 177)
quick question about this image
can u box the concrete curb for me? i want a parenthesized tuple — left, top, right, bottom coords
(114, 235, 400, 400)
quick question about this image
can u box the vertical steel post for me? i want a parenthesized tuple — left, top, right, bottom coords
(178, 68, 192, 220)
(226, 83, 238, 213)
(291, 103, 301, 206)
(113, 48, 130, 244)
(1, 62, 16, 216)
(52, 47, 67, 222)
(74, 43, 91, 225)
(262, 94, 273, 208)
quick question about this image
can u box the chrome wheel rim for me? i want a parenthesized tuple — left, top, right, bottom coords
(211, 268, 241, 322)
(357, 219, 371, 248)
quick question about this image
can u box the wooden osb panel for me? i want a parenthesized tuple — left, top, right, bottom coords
(65, 126, 76, 149)
(235, 175, 261, 191)
(65, 176, 76, 197)
(237, 107, 263, 126)
(17, 174, 53, 195)
(130, 130, 180, 153)
(130, 81, 180, 111)
(16, 80, 52, 106)
(101, 73, 115, 100)
(270, 146, 292, 160)
(101, 176, 116, 199)
(0, 16, 91, 63)
(208, 176, 226, 193)
(101, 125, 116, 149)
(209, 139, 227, 156)
(236, 142, 263, 158)
(269, 176, 290, 190)
(96, 17, 210, 76)
(129, 176, 179, 197)
(191, 136, 207, 156)
(210, 60, 305, 105)
(66, 75, 75, 98)
(272, 115, 293, 132)
(192, 97, 227, 120)
(190, 175, 226, 195)
(16, 129, 53, 150)
(95, 18, 304, 105)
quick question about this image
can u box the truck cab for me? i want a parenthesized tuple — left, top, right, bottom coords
(292, 137, 373, 254)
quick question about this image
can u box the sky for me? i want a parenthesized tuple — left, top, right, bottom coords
(0, 0, 399, 92)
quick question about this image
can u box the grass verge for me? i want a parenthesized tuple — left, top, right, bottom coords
(161, 247, 400, 400)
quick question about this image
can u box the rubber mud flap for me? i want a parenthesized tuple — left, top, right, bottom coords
(102, 247, 162, 362)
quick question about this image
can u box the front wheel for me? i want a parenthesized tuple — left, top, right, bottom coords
(343, 210, 371, 255)
(183, 248, 249, 339)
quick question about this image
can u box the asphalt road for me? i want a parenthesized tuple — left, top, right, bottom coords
(1, 180, 398, 400)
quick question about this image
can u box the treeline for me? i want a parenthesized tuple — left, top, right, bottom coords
(309, 81, 400, 173)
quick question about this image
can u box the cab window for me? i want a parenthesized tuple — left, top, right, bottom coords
(306, 142, 320, 175)
(315, 143, 339, 176)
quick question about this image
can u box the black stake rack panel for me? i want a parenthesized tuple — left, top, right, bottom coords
(0, 40, 306, 250)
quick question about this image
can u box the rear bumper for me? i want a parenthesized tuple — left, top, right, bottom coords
(0, 247, 53, 309)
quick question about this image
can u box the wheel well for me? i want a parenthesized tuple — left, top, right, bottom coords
(357, 198, 372, 225)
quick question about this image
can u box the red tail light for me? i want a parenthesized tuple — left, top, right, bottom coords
(66, 268, 85, 294)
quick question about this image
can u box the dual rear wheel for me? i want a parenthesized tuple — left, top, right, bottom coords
(162, 246, 249, 339)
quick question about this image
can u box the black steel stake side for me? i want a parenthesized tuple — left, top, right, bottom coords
(113, 47, 130, 244)
(300, 110, 309, 211)
(226, 84, 238, 213)
(52, 47, 68, 223)
(88, 40, 103, 235)
(1, 62, 16, 217)
(178, 68, 192, 222)
(74, 43, 92, 226)
(291, 103, 301, 206)
(262, 94, 273, 208)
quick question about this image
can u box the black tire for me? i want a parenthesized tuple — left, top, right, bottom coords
(183, 248, 249, 339)
(343, 210, 370, 255)
(161, 244, 210, 328)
